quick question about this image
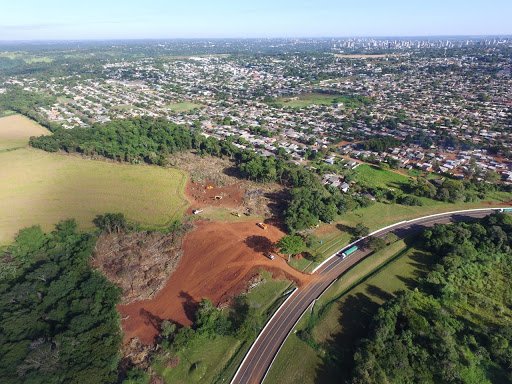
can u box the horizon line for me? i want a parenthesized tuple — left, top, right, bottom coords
(0, 34, 511, 44)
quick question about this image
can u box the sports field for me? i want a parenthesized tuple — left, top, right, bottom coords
(0, 115, 189, 244)
(167, 101, 203, 113)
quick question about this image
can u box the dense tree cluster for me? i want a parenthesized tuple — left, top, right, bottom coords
(93, 213, 128, 234)
(0, 87, 58, 130)
(159, 296, 261, 353)
(361, 136, 401, 153)
(0, 221, 121, 384)
(351, 213, 512, 384)
(30, 118, 198, 165)
(30, 117, 353, 232)
(409, 176, 497, 203)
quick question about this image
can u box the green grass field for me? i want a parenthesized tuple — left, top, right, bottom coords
(354, 163, 410, 189)
(0, 114, 190, 245)
(273, 93, 339, 108)
(167, 101, 203, 113)
(0, 148, 189, 245)
(271, 93, 370, 109)
(0, 52, 53, 64)
(264, 241, 434, 384)
(0, 114, 51, 151)
(154, 271, 293, 383)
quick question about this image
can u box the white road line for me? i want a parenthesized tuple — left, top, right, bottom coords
(231, 287, 298, 384)
(313, 207, 503, 274)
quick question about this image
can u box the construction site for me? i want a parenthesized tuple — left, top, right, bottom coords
(111, 152, 306, 350)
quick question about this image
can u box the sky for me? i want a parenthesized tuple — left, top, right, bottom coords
(1, 0, 511, 41)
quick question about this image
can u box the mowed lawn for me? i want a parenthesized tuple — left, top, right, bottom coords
(0, 148, 189, 244)
(264, 243, 434, 384)
(272, 93, 340, 109)
(0, 114, 51, 151)
(167, 101, 203, 113)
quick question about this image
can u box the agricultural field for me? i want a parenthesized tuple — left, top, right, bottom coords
(0, 114, 51, 151)
(265, 242, 434, 384)
(0, 147, 189, 245)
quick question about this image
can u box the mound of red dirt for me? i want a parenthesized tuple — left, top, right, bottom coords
(186, 181, 245, 213)
(118, 220, 311, 345)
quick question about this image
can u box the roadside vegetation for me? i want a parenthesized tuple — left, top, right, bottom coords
(352, 213, 512, 383)
(267, 213, 512, 384)
(265, 239, 429, 384)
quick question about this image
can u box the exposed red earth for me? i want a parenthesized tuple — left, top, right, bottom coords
(185, 180, 245, 213)
(118, 220, 311, 345)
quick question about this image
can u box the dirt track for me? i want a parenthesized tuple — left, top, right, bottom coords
(118, 220, 311, 345)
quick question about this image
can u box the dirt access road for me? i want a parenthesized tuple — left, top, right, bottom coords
(118, 220, 311, 344)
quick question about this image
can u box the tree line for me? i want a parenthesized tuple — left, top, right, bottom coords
(0, 87, 59, 131)
(30, 117, 357, 232)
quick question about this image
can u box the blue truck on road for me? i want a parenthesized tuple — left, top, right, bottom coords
(341, 245, 359, 259)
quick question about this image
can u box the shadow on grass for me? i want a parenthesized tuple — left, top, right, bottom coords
(314, 293, 379, 384)
(365, 284, 395, 302)
(312, 243, 439, 383)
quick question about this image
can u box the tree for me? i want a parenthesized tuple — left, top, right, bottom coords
(353, 223, 370, 238)
(276, 235, 306, 262)
(0, 220, 121, 384)
(93, 212, 127, 233)
(367, 236, 386, 251)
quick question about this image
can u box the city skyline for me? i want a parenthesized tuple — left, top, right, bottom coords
(1, 0, 512, 41)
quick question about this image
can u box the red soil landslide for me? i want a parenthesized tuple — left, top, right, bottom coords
(118, 220, 311, 345)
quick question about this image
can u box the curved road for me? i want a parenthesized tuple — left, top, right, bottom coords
(231, 208, 505, 384)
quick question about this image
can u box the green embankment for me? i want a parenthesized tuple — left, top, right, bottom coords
(265, 241, 434, 384)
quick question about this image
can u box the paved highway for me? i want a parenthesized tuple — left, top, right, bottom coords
(231, 208, 503, 384)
